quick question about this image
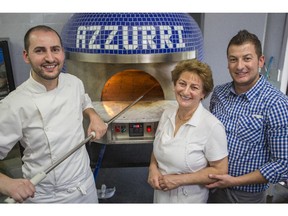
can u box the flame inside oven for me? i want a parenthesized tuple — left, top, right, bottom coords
(101, 69, 164, 101)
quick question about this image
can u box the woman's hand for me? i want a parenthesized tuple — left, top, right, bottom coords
(159, 174, 180, 191)
(147, 166, 163, 190)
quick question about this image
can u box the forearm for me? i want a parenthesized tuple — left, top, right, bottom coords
(148, 153, 163, 190)
(232, 170, 268, 186)
(83, 108, 107, 140)
(0, 173, 10, 195)
(163, 157, 228, 187)
(149, 153, 158, 171)
(174, 166, 227, 186)
(83, 107, 102, 122)
(206, 169, 269, 189)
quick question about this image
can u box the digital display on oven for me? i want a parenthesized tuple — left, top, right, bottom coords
(129, 123, 144, 137)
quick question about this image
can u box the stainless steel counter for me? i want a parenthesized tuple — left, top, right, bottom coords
(93, 100, 177, 123)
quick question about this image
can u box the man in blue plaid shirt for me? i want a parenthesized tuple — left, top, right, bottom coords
(207, 30, 288, 203)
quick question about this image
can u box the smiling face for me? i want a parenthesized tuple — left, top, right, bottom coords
(23, 29, 65, 90)
(227, 42, 265, 94)
(174, 71, 205, 111)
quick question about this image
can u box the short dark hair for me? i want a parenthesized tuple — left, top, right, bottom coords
(227, 29, 262, 58)
(24, 25, 63, 52)
(171, 59, 214, 98)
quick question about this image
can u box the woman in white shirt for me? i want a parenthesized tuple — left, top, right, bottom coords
(147, 59, 228, 203)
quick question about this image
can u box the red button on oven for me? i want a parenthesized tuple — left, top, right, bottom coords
(115, 125, 121, 133)
(146, 125, 152, 133)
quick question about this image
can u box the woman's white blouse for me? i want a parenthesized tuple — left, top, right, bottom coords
(153, 103, 228, 203)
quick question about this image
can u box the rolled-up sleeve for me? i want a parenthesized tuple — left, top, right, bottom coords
(260, 99, 288, 183)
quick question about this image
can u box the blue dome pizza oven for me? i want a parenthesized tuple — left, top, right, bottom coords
(61, 13, 203, 144)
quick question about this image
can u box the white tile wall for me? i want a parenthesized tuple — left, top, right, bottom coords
(0, 13, 73, 86)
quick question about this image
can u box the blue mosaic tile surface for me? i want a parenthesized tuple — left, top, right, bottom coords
(61, 13, 204, 60)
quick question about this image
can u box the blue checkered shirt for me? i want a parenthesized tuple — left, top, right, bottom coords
(210, 75, 288, 193)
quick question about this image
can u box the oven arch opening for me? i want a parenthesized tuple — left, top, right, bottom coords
(101, 69, 165, 101)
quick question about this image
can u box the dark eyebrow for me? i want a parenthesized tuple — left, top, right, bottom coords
(178, 78, 186, 82)
(52, 45, 62, 49)
(33, 46, 45, 49)
(228, 54, 238, 58)
(33, 45, 61, 50)
(228, 53, 253, 59)
(178, 79, 201, 87)
(243, 54, 253, 58)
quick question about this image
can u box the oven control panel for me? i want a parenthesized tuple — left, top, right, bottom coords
(108, 122, 158, 144)
(129, 123, 144, 137)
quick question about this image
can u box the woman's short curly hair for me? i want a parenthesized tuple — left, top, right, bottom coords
(171, 59, 214, 98)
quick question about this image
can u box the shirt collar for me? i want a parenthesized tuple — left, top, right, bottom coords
(169, 102, 204, 127)
(27, 71, 64, 93)
(228, 75, 265, 102)
(27, 71, 47, 93)
(186, 102, 204, 126)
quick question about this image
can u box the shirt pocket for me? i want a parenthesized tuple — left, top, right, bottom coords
(237, 114, 264, 143)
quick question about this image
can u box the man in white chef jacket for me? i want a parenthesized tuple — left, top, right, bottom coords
(0, 25, 107, 203)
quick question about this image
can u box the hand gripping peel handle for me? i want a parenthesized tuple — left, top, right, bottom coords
(4, 131, 96, 203)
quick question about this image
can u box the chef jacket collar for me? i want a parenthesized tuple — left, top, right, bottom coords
(27, 70, 64, 93)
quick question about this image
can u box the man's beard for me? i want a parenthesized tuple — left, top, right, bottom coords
(31, 64, 62, 81)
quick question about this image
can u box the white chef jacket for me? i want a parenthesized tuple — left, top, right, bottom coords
(0, 72, 98, 203)
(153, 102, 228, 203)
